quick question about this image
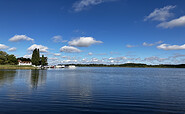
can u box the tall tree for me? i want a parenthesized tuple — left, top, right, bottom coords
(31, 49, 36, 65)
(31, 48, 40, 66)
(36, 49, 40, 65)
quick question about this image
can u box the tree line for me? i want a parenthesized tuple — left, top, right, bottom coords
(69, 63, 185, 68)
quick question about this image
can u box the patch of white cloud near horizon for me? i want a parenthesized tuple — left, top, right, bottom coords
(57, 56, 142, 64)
(69, 37, 103, 47)
(60, 46, 82, 53)
(23, 54, 32, 58)
(170, 53, 185, 59)
(144, 5, 176, 21)
(8, 47, 17, 52)
(61, 56, 69, 58)
(46, 55, 185, 65)
(157, 15, 185, 28)
(126, 45, 136, 48)
(88, 52, 93, 55)
(54, 53, 61, 56)
(157, 44, 185, 50)
(0, 44, 9, 50)
(143, 41, 163, 46)
(9, 35, 34, 42)
(27, 44, 49, 52)
(144, 56, 168, 63)
(49, 57, 58, 60)
(61, 59, 78, 63)
(52, 35, 67, 43)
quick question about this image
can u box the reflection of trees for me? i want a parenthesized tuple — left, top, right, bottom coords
(64, 70, 92, 104)
(0, 70, 16, 86)
(30, 70, 47, 89)
(0, 70, 47, 89)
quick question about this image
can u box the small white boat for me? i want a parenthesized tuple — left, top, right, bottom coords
(68, 65, 76, 68)
(56, 65, 65, 68)
(61, 65, 65, 68)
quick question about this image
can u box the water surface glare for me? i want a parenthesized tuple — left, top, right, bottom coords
(0, 67, 185, 113)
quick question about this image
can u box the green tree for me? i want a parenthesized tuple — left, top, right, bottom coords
(7, 54, 18, 65)
(0, 51, 18, 65)
(36, 49, 40, 65)
(41, 55, 47, 66)
(31, 49, 36, 65)
(0, 51, 8, 65)
(31, 48, 40, 66)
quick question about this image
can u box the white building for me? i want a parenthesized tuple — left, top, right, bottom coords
(18, 60, 32, 66)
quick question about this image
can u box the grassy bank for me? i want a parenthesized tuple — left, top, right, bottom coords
(0, 65, 37, 70)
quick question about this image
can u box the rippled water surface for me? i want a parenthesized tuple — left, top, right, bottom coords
(1, 67, 185, 114)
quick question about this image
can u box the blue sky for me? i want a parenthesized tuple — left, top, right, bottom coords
(0, 0, 185, 65)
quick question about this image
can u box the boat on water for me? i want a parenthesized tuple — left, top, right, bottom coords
(68, 65, 76, 68)
(55, 65, 65, 68)
(38, 65, 75, 69)
(50, 66, 55, 68)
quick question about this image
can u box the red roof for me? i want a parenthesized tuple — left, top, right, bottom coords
(18, 60, 31, 63)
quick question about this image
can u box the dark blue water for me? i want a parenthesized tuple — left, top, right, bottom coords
(0, 67, 185, 114)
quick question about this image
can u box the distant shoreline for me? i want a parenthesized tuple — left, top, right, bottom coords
(1, 63, 185, 70)
(77, 66, 185, 69)
(73, 63, 185, 68)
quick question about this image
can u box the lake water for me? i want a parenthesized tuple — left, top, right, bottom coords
(0, 67, 185, 114)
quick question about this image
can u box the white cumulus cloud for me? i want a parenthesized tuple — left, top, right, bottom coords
(60, 46, 82, 53)
(27, 44, 49, 52)
(143, 41, 163, 46)
(157, 15, 185, 28)
(157, 44, 185, 50)
(9, 35, 34, 42)
(8, 47, 17, 52)
(144, 5, 176, 21)
(69, 37, 103, 47)
(0, 44, 9, 50)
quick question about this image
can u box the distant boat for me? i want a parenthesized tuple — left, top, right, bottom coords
(47, 65, 55, 68)
(68, 65, 76, 68)
(55, 65, 65, 68)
